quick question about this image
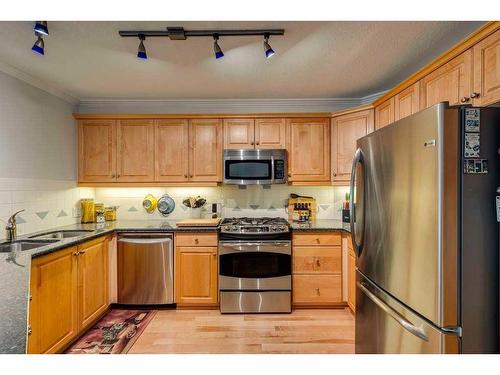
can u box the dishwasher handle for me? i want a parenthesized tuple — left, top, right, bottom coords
(118, 237, 172, 245)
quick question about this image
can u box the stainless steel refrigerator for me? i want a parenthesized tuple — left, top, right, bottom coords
(350, 103, 500, 354)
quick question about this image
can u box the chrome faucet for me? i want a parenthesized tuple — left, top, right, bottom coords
(5, 210, 25, 242)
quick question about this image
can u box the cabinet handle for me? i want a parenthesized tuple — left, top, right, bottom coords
(332, 171, 337, 177)
(460, 97, 470, 103)
(251, 142, 254, 146)
(27, 325, 32, 336)
(73, 251, 79, 256)
(212, 253, 217, 257)
(315, 288, 321, 296)
(470, 92, 480, 98)
(79, 250, 86, 255)
(315, 238, 320, 244)
(111, 174, 116, 178)
(256, 142, 260, 146)
(117, 174, 121, 178)
(316, 258, 321, 267)
(194, 238, 199, 244)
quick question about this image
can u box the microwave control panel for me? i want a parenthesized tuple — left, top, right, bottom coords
(274, 160, 285, 179)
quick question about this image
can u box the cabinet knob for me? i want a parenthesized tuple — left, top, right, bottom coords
(470, 92, 480, 98)
(194, 238, 199, 244)
(184, 174, 188, 178)
(288, 173, 292, 178)
(117, 174, 121, 178)
(460, 97, 470, 103)
(251, 142, 254, 146)
(316, 259, 321, 267)
(315, 288, 320, 296)
(111, 174, 116, 178)
(73, 251, 79, 256)
(256, 142, 260, 146)
(332, 171, 337, 177)
(315, 238, 320, 244)
(79, 250, 86, 255)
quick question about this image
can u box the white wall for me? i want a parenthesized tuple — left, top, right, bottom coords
(0, 71, 94, 239)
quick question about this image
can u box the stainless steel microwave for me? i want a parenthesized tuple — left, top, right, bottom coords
(223, 149, 287, 185)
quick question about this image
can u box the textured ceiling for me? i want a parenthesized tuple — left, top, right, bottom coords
(0, 21, 484, 100)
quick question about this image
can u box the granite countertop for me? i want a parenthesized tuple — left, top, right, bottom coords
(0, 218, 348, 354)
(290, 219, 351, 233)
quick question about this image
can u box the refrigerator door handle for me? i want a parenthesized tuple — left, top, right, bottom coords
(358, 281, 429, 342)
(350, 148, 365, 255)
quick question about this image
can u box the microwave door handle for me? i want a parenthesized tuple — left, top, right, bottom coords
(350, 148, 365, 256)
(271, 156, 275, 184)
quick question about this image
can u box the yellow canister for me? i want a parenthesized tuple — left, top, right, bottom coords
(80, 199, 95, 223)
(104, 206, 117, 221)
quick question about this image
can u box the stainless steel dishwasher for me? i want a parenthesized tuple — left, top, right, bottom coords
(117, 233, 174, 305)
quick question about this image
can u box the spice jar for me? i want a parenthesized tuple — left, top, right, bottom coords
(104, 206, 117, 221)
(94, 203, 105, 223)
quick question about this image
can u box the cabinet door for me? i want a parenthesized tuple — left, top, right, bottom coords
(78, 119, 116, 182)
(116, 119, 154, 182)
(189, 119, 222, 182)
(420, 49, 473, 109)
(472, 29, 500, 106)
(287, 118, 331, 182)
(394, 82, 421, 121)
(175, 247, 218, 305)
(78, 237, 109, 331)
(223, 119, 255, 149)
(347, 249, 356, 312)
(255, 118, 286, 149)
(375, 97, 395, 129)
(28, 247, 78, 354)
(332, 109, 374, 184)
(155, 119, 189, 182)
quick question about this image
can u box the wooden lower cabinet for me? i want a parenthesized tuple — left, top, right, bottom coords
(28, 246, 79, 354)
(28, 237, 109, 354)
(78, 237, 109, 331)
(175, 233, 218, 307)
(292, 232, 343, 307)
(346, 234, 356, 313)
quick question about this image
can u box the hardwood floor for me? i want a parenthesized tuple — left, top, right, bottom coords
(128, 308, 355, 354)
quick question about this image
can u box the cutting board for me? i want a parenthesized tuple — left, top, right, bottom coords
(176, 218, 221, 227)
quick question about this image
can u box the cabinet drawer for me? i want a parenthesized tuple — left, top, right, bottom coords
(175, 233, 218, 247)
(293, 232, 341, 246)
(293, 275, 342, 304)
(293, 246, 341, 274)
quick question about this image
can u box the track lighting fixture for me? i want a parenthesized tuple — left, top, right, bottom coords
(263, 33, 275, 58)
(137, 34, 147, 60)
(34, 21, 49, 36)
(31, 32, 44, 55)
(213, 34, 224, 59)
(119, 27, 284, 60)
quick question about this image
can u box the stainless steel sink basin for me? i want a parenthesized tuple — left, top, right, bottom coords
(0, 240, 59, 253)
(29, 230, 93, 240)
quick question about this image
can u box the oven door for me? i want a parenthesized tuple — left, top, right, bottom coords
(224, 159, 273, 184)
(219, 241, 291, 290)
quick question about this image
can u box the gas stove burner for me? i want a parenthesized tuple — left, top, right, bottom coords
(220, 217, 290, 235)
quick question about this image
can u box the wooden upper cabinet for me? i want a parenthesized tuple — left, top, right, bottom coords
(116, 120, 154, 182)
(375, 97, 395, 129)
(394, 82, 420, 121)
(331, 109, 374, 184)
(28, 247, 78, 354)
(189, 119, 222, 182)
(287, 118, 330, 182)
(473, 29, 500, 106)
(420, 49, 473, 109)
(77, 237, 109, 331)
(254, 118, 286, 149)
(155, 119, 189, 182)
(78, 119, 116, 182)
(223, 119, 255, 149)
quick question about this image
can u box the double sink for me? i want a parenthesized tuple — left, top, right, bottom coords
(0, 230, 93, 253)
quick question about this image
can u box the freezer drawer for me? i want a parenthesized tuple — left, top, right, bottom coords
(117, 234, 174, 305)
(355, 271, 460, 354)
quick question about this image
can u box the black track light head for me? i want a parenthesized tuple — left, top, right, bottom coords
(137, 34, 147, 60)
(264, 33, 275, 58)
(34, 21, 49, 36)
(213, 34, 224, 59)
(31, 32, 44, 55)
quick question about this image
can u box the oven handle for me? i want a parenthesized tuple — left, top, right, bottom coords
(219, 242, 291, 255)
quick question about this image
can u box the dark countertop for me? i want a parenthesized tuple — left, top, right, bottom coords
(290, 219, 351, 233)
(0, 218, 348, 354)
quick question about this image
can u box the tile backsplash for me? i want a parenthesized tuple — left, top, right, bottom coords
(0, 178, 94, 240)
(94, 185, 350, 221)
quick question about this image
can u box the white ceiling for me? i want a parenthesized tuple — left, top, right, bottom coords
(0, 21, 484, 101)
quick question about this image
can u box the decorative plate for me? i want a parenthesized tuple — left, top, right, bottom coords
(157, 194, 175, 216)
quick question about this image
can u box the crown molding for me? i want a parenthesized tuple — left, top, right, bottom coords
(0, 60, 79, 105)
(77, 94, 385, 114)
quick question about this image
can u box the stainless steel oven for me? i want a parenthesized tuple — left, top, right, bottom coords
(219, 240, 292, 313)
(223, 149, 287, 185)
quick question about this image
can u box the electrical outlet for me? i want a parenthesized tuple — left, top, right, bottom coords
(72, 206, 81, 218)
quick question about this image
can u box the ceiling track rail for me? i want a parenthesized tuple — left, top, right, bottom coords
(118, 27, 285, 40)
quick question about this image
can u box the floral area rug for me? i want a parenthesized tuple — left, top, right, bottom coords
(65, 309, 156, 354)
